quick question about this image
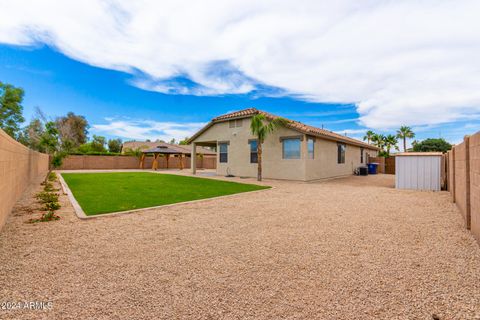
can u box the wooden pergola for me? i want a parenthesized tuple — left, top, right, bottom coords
(139, 146, 187, 170)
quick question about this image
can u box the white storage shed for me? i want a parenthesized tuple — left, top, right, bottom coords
(395, 152, 443, 191)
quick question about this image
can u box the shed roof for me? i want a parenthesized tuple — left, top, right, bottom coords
(188, 108, 379, 150)
(395, 152, 443, 156)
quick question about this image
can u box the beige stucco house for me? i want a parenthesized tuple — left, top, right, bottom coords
(188, 108, 379, 181)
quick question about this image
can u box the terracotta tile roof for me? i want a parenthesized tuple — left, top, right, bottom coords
(122, 141, 215, 155)
(195, 108, 379, 150)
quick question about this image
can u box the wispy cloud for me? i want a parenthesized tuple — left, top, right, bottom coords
(1, 0, 479, 130)
(91, 118, 206, 141)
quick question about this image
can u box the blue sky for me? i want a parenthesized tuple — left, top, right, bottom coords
(0, 44, 370, 142)
(0, 1, 479, 146)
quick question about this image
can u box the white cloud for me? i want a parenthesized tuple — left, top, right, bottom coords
(1, 0, 479, 129)
(91, 118, 206, 141)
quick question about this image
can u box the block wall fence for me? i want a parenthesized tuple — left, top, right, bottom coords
(0, 128, 49, 230)
(447, 130, 480, 244)
(59, 154, 216, 170)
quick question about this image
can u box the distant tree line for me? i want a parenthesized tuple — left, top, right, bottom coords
(0, 81, 124, 155)
(363, 125, 452, 156)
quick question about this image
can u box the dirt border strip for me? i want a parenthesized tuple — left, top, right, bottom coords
(56, 171, 273, 220)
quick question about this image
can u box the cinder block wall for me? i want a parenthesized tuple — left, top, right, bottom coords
(0, 129, 49, 230)
(454, 142, 469, 226)
(59, 155, 217, 170)
(448, 130, 480, 243)
(470, 132, 480, 242)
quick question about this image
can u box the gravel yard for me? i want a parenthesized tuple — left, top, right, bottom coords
(1, 172, 480, 319)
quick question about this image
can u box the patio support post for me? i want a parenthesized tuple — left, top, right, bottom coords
(166, 154, 170, 169)
(139, 153, 145, 169)
(179, 154, 184, 170)
(152, 153, 159, 170)
(191, 142, 197, 174)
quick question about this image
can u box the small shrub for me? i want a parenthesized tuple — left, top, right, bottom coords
(36, 191, 59, 204)
(43, 182, 55, 192)
(48, 172, 57, 181)
(27, 211, 60, 223)
(44, 201, 61, 211)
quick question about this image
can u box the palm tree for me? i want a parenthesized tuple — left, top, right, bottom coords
(384, 134, 399, 156)
(363, 130, 375, 144)
(396, 126, 415, 152)
(371, 133, 385, 150)
(250, 114, 288, 181)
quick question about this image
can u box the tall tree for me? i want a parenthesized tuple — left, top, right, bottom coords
(108, 138, 122, 153)
(0, 81, 25, 139)
(91, 135, 107, 152)
(363, 130, 375, 144)
(396, 126, 415, 152)
(371, 134, 385, 150)
(384, 134, 399, 156)
(56, 112, 89, 151)
(250, 114, 288, 181)
(18, 118, 45, 151)
(39, 121, 65, 183)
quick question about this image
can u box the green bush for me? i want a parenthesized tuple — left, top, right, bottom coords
(36, 191, 59, 204)
(68, 151, 122, 156)
(48, 172, 57, 181)
(44, 201, 61, 211)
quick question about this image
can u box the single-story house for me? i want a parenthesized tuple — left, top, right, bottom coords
(187, 108, 379, 181)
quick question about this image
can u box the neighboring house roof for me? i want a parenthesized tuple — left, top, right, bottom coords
(188, 108, 380, 150)
(122, 141, 216, 155)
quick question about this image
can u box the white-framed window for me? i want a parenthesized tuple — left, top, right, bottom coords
(219, 143, 228, 163)
(360, 147, 364, 163)
(307, 138, 314, 159)
(337, 143, 346, 164)
(283, 138, 301, 159)
(249, 140, 258, 163)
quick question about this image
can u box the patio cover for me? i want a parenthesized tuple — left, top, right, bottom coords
(140, 146, 185, 170)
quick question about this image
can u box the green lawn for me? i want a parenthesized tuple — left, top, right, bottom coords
(61, 172, 269, 215)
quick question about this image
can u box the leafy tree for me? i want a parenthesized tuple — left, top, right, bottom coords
(363, 130, 375, 144)
(169, 138, 176, 144)
(123, 147, 143, 159)
(39, 121, 66, 183)
(179, 137, 189, 145)
(56, 112, 89, 151)
(0, 81, 25, 139)
(396, 126, 415, 152)
(18, 118, 45, 151)
(412, 138, 452, 153)
(91, 135, 106, 152)
(250, 114, 288, 181)
(107, 138, 122, 153)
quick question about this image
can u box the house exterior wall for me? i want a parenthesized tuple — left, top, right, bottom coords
(193, 119, 305, 180)
(192, 117, 377, 181)
(305, 138, 377, 180)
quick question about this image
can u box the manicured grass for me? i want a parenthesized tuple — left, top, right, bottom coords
(61, 172, 270, 215)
